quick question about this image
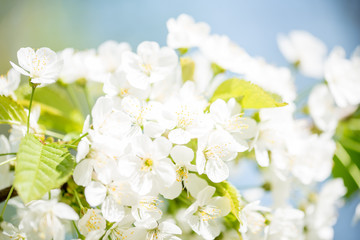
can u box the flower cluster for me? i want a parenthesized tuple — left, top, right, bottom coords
(0, 14, 359, 240)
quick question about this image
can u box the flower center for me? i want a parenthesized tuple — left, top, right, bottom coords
(225, 114, 249, 132)
(197, 205, 221, 221)
(204, 143, 229, 160)
(141, 63, 152, 76)
(176, 166, 188, 182)
(141, 157, 154, 171)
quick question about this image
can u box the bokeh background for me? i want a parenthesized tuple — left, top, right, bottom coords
(0, 0, 359, 239)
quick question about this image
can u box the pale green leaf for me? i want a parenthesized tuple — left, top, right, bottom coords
(210, 78, 287, 109)
(14, 134, 75, 203)
(0, 95, 27, 125)
(180, 57, 195, 82)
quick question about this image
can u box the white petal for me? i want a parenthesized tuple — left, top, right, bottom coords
(168, 128, 191, 144)
(185, 173, 208, 198)
(101, 197, 125, 222)
(159, 221, 182, 235)
(170, 145, 194, 165)
(73, 160, 93, 186)
(208, 196, 231, 217)
(161, 180, 182, 200)
(85, 181, 107, 207)
(9, 61, 30, 76)
(76, 139, 89, 163)
(196, 186, 215, 206)
(53, 202, 79, 220)
(153, 136, 172, 159)
(206, 158, 229, 183)
(196, 151, 206, 175)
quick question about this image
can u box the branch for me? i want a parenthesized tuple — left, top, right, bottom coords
(0, 186, 18, 202)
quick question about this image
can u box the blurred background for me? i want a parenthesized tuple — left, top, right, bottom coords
(0, 0, 359, 239)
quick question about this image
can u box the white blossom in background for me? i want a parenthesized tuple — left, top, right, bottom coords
(325, 46, 360, 107)
(305, 179, 346, 240)
(239, 201, 270, 237)
(167, 13, 210, 49)
(122, 41, 178, 90)
(10, 47, 63, 86)
(309, 84, 356, 133)
(278, 30, 327, 78)
(200, 34, 251, 74)
(0, 68, 20, 97)
(244, 58, 297, 102)
(97, 40, 131, 73)
(267, 207, 305, 240)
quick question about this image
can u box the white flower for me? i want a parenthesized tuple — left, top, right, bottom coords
(267, 207, 305, 240)
(131, 220, 182, 240)
(200, 34, 251, 74)
(278, 30, 327, 78)
(122, 41, 178, 90)
(0, 222, 27, 240)
(197, 130, 248, 183)
(163, 81, 211, 144)
(239, 201, 270, 235)
(78, 209, 106, 239)
(58, 48, 106, 83)
(18, 199, 78, 240)
(166, 14, 210, 49)
(84, 180, 137, 222)
(325, 46, 360, 107)
(131, 195, 163, 225)
(97, 40, 131, 73)
(10, 47, 63, 86)
(308, 84, 357, 133)
(282, 134, 336, 184)
(210, 98, 257, 141)
(118, 135, 176, 195)
(0, 68, 20, 97)
(305, 179, 346, 240)
(103, 70, 150, 99)
(73, 145, 119, 186)
(121, 96, 165, 138)
(161, 145, 207, 199)
(184, 186, 230, 239)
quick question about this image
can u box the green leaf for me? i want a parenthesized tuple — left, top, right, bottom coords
(14, 134, 75, 203)
(0, 95, 27, 125)
(180, 57, 195, 82)
(211, 62, 226, 77)
(333, 108, 360, 197)
(210, 78, 287, 109)
(214, 181, 243, 222)
(16, 84, 84, 133)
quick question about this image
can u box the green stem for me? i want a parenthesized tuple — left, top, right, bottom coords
(0, 185, 14, 220)
(73, 189, 84, 210)
(0, 157, 16, 167)
(45, 130, 65, 139)
(82, 85, 92, 118)
(70, 132, 89, 146)
(0, 153, 16, 157)
(72, 220, 83, 239)
(27, 85, 37, 134)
